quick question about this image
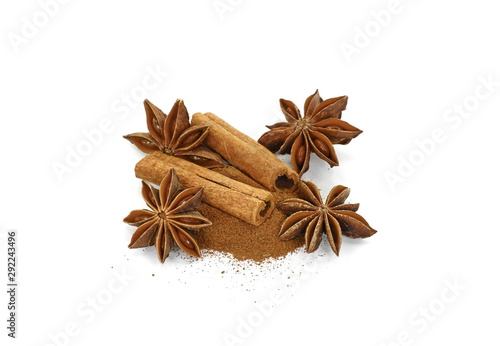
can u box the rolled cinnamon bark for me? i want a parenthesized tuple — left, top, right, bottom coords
(135, 152, 274, 226)
(191, 113, 299, 192)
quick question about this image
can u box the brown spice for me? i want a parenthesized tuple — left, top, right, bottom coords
(191, 112, 299, 192)
(196, 166, 305, 261)
(135, 152, 274, 226)
(277, 182, 377, 256)
(123, 169, 211, 262)
(123, 99, 225, 168)
(258, 90, 362, 176)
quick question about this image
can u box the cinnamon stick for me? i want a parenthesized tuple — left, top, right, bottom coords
(135, 152, 274, 226)
(191, 113, 299, 192)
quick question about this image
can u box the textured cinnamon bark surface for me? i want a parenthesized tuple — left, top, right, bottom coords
(191, 112, 299, 192)
(135, 152, 274, 226)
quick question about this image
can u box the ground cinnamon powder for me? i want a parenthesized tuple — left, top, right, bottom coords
(196, 166, 305, 262)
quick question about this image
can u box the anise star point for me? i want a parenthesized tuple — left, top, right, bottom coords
(259, 90, 363, 176)
(277, 181, 376, 255)
(123, 168, 211, 263)
(124, 99, 225, 168)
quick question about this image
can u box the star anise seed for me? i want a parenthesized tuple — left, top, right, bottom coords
(278, 181, 376, 255)
(258, 90, 363, 176)
(124, 99, 225, 168)
(123, 168, 212, 263)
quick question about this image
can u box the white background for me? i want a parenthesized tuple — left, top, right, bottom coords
(1, 0, 499, 345)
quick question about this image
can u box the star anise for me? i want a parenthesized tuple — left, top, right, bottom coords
(258, 90, 363, 176)
(124, 99, 225, 168)
(278, 181, 376, 255)
(123, 168, 211, 263)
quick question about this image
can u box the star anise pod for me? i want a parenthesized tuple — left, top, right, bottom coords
(258, 90, 363, 176)
(123, 168, 211, 263)
(278, 181, 376, 255)
(124, 99, 225, 168)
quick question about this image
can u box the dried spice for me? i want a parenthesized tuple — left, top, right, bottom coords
(124, 99, 225, 168)
(278, 181, 377, 255)
(258, 90, 362, 176)
(135, 152, 274, 226)
(191, 112, 299, 192)
(196, 166, 305, 261)
(124, 168, 211, 262)
(122, 95, 378, 264)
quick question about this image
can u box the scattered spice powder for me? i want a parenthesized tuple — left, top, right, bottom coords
(196, 166, 305, 262)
